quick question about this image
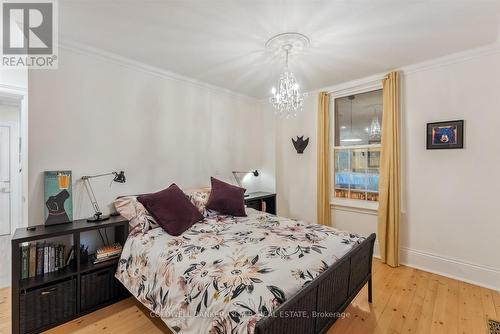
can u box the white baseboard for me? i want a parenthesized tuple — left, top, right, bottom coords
(371, 242, 499, 291)
(400, 247, 500, 291)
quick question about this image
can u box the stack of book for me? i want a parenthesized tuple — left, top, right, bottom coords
(93, 243, 122, 264)
(20, 243, 72, 279)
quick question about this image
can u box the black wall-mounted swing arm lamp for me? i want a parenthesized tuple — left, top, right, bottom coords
(231, 170, 259, 197)
(81, 171, 126, 223)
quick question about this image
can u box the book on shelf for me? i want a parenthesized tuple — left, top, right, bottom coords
(60, 245, 66, 268)
(20, 244, 29, 279)
(28, 243, 36, 278)
(43, 243, 48, 274)
(20, 242, 68, 279)
(49, 246, 55, 272)
(95, 243, 122, 260)
(36, 243, 44, 276)
(92, 243, 123, 265)
(55, 245, 59, 271)
(92, 254, 120, 265)
(65, 247, 74, 266)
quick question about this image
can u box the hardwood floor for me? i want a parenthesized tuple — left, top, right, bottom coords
(1, 261, 498, 334)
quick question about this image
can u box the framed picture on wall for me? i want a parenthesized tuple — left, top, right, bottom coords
(44, 171, 73, 225)
(426, 120, 464, 149)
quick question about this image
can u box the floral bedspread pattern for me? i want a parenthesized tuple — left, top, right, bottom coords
(115, 208, 362, 334)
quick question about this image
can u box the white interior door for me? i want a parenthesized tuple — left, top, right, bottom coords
(0, 125, 11, 235)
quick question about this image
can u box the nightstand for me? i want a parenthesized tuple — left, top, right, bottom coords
(245, 192, 276, 215)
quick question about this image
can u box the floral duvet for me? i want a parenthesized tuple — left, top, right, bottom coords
(115, 208, 362, 334)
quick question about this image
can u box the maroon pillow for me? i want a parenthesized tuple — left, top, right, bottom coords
(137, 184, 203, 236)
(205, 177, 246, 217)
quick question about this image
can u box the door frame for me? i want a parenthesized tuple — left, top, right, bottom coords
(0, 85, 28, 231)
(0, 121, 18, 235)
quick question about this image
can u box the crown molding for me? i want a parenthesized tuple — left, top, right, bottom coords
(400, 42, 500, 76)
(59, 40, 500, 104)
(300, 42, 500, 99)
(58, 40, 258, 103)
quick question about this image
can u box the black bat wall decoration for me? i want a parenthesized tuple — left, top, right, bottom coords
(292, 136, 309, 154)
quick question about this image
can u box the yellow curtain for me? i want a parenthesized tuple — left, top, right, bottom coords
(317, 92, 331, 226)
(378, 71, 401, 267)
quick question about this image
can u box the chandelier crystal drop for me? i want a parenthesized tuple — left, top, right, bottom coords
(269, 44, 306, 118)
(369, 116, 381, 142)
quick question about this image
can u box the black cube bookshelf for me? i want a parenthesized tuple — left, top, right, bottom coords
(11, 216, 130, 334)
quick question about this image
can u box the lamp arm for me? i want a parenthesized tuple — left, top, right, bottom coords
(232, 171, 243, 187)
(81, 172, 116, 180)
(83, 178, 101, 216)
(232, 170, 259, 187)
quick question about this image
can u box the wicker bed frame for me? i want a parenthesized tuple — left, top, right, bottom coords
(254, 233, 376, 334)
(116, 193, 376, 334)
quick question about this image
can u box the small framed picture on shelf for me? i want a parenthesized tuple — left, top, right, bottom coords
(426, 120, 464, 150)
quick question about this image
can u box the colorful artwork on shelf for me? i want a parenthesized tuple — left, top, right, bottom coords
(44, 171, 73, 225)
(427, 120, 464, 149)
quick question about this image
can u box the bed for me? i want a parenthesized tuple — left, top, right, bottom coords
(115, 207, 375, 334)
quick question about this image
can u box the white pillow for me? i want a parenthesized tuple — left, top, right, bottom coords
(113, 196, 159, 234)
(184, 187, 219, 218)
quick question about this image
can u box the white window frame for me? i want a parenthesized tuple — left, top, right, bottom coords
(328, 77, 383, 212)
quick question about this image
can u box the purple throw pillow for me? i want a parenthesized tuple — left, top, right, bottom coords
(205, 177, 246, 217)
(137, 184, 203, 236)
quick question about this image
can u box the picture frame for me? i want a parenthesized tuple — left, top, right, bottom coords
(426, 120, 464, 150)
(44, 170, 73, 225)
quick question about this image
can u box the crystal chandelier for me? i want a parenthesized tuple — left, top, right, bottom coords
(369, 117, 381, 142)
(269, 45, 305, 117)
(369, 105, 382, 143)
(266, 33, 309, 118)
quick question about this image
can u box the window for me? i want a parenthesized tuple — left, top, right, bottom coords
(332, 90, 382, 202)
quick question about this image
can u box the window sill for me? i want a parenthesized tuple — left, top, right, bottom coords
(330, 198, 378, 215)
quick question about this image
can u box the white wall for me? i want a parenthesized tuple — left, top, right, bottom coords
(274, 44, 500, 290)
(28, 47, 275, 223)
(400, 47, 500, 290)
(275, 96, 317, 223)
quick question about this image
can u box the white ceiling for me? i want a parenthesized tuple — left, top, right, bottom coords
(60, 0, 500, 98)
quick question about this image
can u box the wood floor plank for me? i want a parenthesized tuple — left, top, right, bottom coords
(430, 275, 459, 334)
(399, 270, 432, 334)
(493, 290, 500, 321)
(470, 285, 488, 334)
(0, 288, 10, 334)
(480, 288, 498, 323)
(385, 267, 420, 333)
(372, 266, 417, 333)
(459, 281, 488, 334)
(1, 262, 497, 334)
(414, 271, 440, 334)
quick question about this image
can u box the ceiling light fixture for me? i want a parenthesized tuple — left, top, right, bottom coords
(266, 33, 309, 118)
(341, 95, 362, 143)
(369, 105, 382, 143)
